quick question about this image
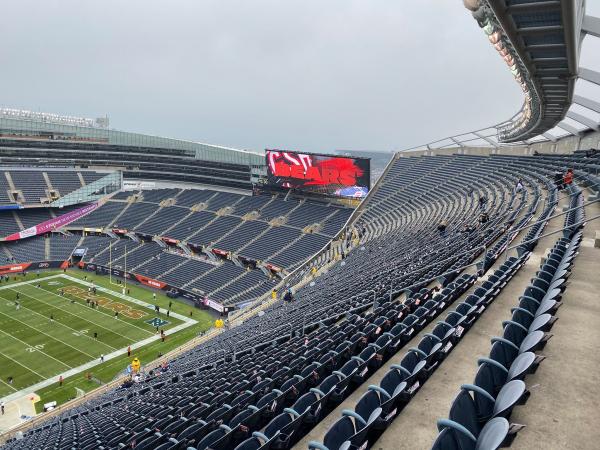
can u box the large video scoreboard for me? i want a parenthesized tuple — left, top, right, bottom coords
(265, 149, 370, 199)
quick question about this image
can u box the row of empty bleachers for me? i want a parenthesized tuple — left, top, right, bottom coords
(69, 201, 126, 227)
(188, 215, 242, 246)
(135, 251, 190, 279)
(165, 210, 216, 240)
(112, 241, 164, 269)
(320, 208, 353, 235)
(286, 202, 336, 228)
(89, 239, 131, 267)
(269, 232, 331, 269)
(111, 202, 160, 229)
(231, 195, 272, 216)
(49, 235, 81, 260)
(134, 205, 189, 236)
(239, 225, 301, 261)
(159, 258, 206, 286)
(3, 236, 46, 262)
(80, 171, 105, 185)
(0, 171, 14, 205)
(11, 170, 47, 202)
(78, 235, 113, 259)
(259, 198, 298, 220)
(213, 220, 270, 251)
(0, 169, 106, 205)
(0, 212, 20, 235)
(185, 262, 246, 292)
(211, 268, 271, 301)
(4, 152, 597, 450)
(46, 171, 82, 195)
(175, 188, 218, 207)
(17, 208, 52, 228)
(110, 190, 136, 200)
(140, 188, 180, 203)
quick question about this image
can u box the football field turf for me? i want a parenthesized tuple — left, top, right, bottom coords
(0, 273, 193, 399)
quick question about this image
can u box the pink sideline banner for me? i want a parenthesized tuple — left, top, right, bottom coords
(4, 202, 101, 241)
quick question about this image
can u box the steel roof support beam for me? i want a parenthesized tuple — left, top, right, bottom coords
(582, 15, 600, 38)
(507, 1, 561, 14)
(566, 111, 599, 131)
(573, 95, 600, 114)
(556, 122, 581, 136)
(517, 25, 563, 35)
(579, 67, 600, 86)
(450, 137, 464, 148)
(473, 132, 498, 147)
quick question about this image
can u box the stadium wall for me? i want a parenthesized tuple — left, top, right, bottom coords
(0, 260, 69, 276)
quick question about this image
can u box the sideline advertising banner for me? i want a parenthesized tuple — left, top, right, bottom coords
(4, 202, 100, 241)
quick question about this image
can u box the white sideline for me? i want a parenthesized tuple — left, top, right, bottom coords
(0, 274, 197, 404)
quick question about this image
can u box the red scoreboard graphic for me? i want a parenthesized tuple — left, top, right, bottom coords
(265, 150, 370, 198)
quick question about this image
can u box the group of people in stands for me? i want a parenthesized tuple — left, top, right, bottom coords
(554, 168, 574, 190)
(440, 168, 574, 237)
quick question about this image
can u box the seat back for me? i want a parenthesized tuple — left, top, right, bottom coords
(448, 389, 480, 446)
(322, 416, 357, 450)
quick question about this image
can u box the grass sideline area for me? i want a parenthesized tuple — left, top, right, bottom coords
(0, 269, 215, 412)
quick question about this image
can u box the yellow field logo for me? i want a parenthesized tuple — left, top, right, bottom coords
(61, 286, 148, 319)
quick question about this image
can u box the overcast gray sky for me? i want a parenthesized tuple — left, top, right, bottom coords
(0, 0, 548, 153)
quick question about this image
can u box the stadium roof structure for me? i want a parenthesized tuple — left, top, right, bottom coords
(0, 108, 264, 167)
(403, 0, 600, 152)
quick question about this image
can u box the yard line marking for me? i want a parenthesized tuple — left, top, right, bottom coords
(0, 298, 114, 356)
(28, 284, 156, 337)
(0, 328, 72, 370)
(0, 348, 46, 379)
(6, 287, 143, 344)
(0, 274, 64, 291)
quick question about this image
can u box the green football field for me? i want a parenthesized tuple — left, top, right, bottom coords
(0, 271, 213, 406)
